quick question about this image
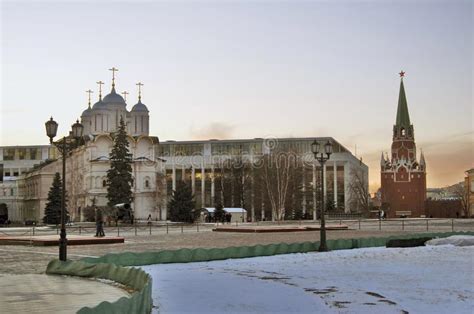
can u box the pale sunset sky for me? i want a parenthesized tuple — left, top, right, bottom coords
(1, 0, 473, 192)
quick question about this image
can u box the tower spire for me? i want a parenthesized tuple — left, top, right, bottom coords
(86, 89, 93, 109)
(136, 82, 144, 102)
(395, 70, 411, 127)
(96, 81, 104, 100)
(420, 149, 426, 166)
(109, 67, 119, 89)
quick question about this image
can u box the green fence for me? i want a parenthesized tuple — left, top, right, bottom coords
(45, 231, 474, 313)
(46, 260, 152, 314)
(81, 231, 474, 267)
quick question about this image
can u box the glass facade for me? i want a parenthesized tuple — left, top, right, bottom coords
(3, 149, 15, 161)
(211, 142, 262, 155)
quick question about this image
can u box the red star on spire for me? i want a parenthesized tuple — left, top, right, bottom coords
(399, 70, 405, 78)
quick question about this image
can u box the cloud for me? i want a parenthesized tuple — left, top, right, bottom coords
(189, 122, 236, 140)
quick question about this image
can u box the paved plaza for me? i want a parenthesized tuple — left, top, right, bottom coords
(0, 274, 128, 313)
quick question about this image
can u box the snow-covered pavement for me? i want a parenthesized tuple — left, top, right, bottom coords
(141, 244, 474, 313)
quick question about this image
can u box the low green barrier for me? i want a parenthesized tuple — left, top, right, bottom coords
(46, 260, 152, 314)
(45, 231, 473, 313)
(81, 231, 474, 267)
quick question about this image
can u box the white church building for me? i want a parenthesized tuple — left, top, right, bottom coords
(12, 74, 167, 222)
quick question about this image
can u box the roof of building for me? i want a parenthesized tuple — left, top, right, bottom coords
(395, 79, 411, 127)
(102, 86, 126, 105)
(203, 207, 247, 213)
(131, 99, 149, 112)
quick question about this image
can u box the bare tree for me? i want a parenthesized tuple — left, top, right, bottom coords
(449, 183, 469, 217)
(258, 149, 300, 221)
(347, 167, 370, 214)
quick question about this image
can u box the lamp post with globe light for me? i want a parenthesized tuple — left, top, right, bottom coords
(45, 117, 84, 261)
(311, 139, 333, 252)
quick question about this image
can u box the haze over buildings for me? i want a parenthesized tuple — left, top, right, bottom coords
(1, 1, 472, 191)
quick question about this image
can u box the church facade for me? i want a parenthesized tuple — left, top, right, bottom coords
(380, 73, 427, 218)
(12, 73, 167, 222)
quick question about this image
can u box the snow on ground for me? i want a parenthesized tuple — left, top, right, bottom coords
(140, 245, 474, 314)
(426, 235, 474, 247)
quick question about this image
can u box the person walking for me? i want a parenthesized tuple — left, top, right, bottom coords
(147, 214, 152, 225)
(95, 207, 105, 237)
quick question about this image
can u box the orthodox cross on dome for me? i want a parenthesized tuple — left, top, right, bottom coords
(86, 89, 93, 108)
(122, 91, 129, 101)
(96, 80, 104, 100)
(109, 67, 119, 87)
(399, 70, 405, 79)
(136, 82, 144, 101)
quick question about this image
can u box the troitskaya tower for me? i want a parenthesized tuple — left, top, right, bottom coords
(380, 71, 427, 218)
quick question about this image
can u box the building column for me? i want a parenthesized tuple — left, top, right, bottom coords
(201, 165, 205, 207)
(172, 166, 176, 191)
(334, 161, 338, 208)
(302, 167, 306, 215)
(191, 167, 195, 195)
(344, 162, 350, 212)
(312, 163, 317, 221)
(323, 163, 327, 202)
(251, 168, 255, 222)
(211, 165, 215, 207)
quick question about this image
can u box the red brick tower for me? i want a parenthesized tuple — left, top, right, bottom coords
(381, 72, 427, 218)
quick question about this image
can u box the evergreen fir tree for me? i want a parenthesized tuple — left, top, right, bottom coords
(43, 172, 68, 224)
(214, 203, 226, 222)
(106, 117, 134, 207)
(168, 180, 196, 222)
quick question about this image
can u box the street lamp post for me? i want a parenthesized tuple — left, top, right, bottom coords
(45, 117, 83, 261)
(311, 139, 333, 252)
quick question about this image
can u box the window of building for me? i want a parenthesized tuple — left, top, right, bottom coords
(10, 188, 14, 196)
(30, 148, 39, 160)
(3, 149, 15, 161)
(13, 171, 19, 176)
(402, 195, 405, 200)
(102, 180, 107, 187)
(18, 148, 26, 160)
(401, 128, 406, 136)
(145, 180, 149, 188)
(5, 171, 10, 176)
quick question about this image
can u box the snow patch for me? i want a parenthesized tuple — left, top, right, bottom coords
(426, 235, 474, 247)
(141, 246, 474, 314)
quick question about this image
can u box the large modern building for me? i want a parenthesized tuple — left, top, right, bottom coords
(158, 137, 367, 221)
(381, 73, 427, 218)
(0, 69, 368, 223)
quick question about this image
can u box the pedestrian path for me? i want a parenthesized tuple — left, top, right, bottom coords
(0, 273, 128, 313)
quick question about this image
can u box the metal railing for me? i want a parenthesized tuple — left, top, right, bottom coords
(0, 218, 473, 238)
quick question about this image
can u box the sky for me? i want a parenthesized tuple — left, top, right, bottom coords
(1, 0, 472, 192)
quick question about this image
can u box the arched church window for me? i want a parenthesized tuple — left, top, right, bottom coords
(145, 180, 149, 188)
(102, 180, 107, 188)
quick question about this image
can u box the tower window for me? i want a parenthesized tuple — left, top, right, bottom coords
(401, 128, 406, 136)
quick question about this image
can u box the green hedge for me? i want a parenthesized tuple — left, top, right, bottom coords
(46, 260, 152, 314)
